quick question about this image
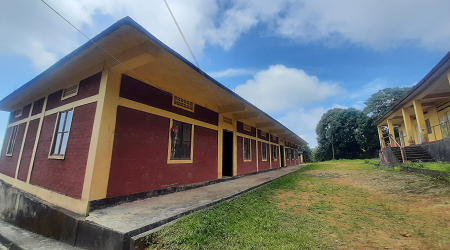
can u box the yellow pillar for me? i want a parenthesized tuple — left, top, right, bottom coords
(387, 119, 396, 146)
(300, 153, 304, 163)
(81, 69, 121, 202)
(413, 100, 427, 143)
(401, 108, 413, 146)
(377, 126, 384, 148)
(428, 106, 443, 141)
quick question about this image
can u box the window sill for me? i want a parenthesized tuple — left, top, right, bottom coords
(5, 154, 12, 157)
(167, 159, 193, 164)
(262, 159, 267, 162)
(48, 155, 65, 160)
(243, 159, 252, 162)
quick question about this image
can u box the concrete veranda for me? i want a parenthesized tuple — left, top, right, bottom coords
(0, 164, 305, 250)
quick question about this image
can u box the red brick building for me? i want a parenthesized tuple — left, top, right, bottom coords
(0, 17, 306, 215)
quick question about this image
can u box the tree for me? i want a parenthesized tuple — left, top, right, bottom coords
(363, 87, 411, 120)
(315, 108, 379, 161)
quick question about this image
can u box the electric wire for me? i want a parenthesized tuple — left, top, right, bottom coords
(163, 0, 223, 110)
(40, 0, 170, 95)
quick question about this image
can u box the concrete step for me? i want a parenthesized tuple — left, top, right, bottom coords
(0, 220, 82, 250)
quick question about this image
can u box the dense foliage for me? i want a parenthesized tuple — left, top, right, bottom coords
(314, 108, 379, 161)
(363, 87, 411, 120)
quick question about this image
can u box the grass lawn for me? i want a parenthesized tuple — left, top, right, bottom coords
(403, 161, 450, 173)
(143, 160, 450, 250)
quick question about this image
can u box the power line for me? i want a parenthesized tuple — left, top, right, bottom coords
(163, 0, 223, 110)
(40, 0, 170, 95)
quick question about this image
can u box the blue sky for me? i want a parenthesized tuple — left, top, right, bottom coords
(1, 0, 450, 147)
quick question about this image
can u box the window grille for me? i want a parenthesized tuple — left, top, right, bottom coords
(173, 95, 195, 112)
(170, 120, 192, 160)
(272, 145, 277, 160)
(50, 109, 73, 156)
(6, 125, 19, 156)
(62, 84, 79, 100)
(244, 138, 251, 160)
(261, 142, 267, 161)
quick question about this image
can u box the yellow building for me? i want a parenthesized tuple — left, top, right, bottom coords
(373, 51, 450, 163)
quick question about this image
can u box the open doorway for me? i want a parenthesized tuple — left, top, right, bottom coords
(222, 130, 234, 177)
(280, 145, 285, 167)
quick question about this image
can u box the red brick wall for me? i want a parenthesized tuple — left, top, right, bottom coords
(46, 72, 101, 111)
(0, 123, 27, 177)
(237, 136, 257, 175)
(31, 98, 45, 116)
(119, 75, 219, 126)
(257, 130, 270, 141)
(258, 141, 270, 171)
(106, 106, 219, 198)
(8, 104, 32, 124)
(30, 103, 97, 199)
(17, 118, 40, 182)
(236, 121, 256, 137)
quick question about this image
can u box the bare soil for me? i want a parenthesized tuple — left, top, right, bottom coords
(275, 166, 450, 250)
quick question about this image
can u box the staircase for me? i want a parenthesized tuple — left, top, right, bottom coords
(391, 145, 434, 163)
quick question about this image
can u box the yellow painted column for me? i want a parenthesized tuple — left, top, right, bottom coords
(81, 69, 121, 202)
(387, 119, 396, 146)
(233, 119, 238, 176)
(401, 108, 413, 146)
(413, 100, 427, 143)
(300, 153, 304, 163)
(428, 106, 443, 141)
(377, 126, 384, 148)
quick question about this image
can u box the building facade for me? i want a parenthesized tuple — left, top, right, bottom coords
(374, 49, 450, 163)
(0, 17, 306, 216)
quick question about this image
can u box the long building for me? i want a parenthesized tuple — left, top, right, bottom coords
(0, 17, 307, 217)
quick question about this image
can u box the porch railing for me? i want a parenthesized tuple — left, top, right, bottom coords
(421, 119, 450, 142)
(382, 134, 407, 163)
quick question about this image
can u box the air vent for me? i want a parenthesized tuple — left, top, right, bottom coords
(223, 116, 233, 125)
(15, 108, 23, 118)
(243, 123, 251, 132)
(173, 95, 195, 112)
(62, 84, 79, 100)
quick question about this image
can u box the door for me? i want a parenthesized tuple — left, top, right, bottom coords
(222, 130, 234, 177)
(280, 146, 285, 167)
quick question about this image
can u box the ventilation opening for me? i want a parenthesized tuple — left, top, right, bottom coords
(62, 84, 79, 100)
(173, 95, 195, 112)
(223, 116, 233, 125)
(243, 123, 251, 132)
(14, 108, 23, 118)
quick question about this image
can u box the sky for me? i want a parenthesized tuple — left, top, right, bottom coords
(1, 0, 450, 147)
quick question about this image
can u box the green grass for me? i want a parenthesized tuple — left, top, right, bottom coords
(144, 160, 450, 249)
(145, 169, 328, 250)
(403, 161, 450, 173)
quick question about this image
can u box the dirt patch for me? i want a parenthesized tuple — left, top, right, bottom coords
(274, 168, 450, 249)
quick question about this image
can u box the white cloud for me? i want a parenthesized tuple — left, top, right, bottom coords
(273, 0, 450, 51)
(235, 64, 344, 113)
(208, 68, 256, 78)
(3, 0, 450, 71)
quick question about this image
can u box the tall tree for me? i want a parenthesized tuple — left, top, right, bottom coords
(315, 108, 379, 161)
(363, 87, 411, 120)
